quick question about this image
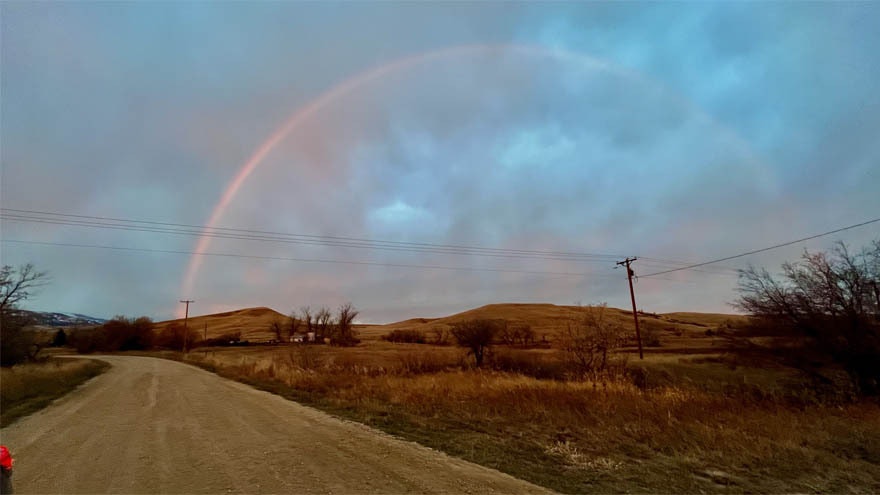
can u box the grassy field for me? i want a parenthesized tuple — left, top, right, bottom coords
(0, 357, 110, 427)
(142, 304, 880, 492)
(169, 341, 880, 493)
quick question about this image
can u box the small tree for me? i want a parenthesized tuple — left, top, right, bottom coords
(451, 319, 499, 367)
(155, 322, 198, 351)
(558, 304, 628, 376)
(269, 318, 285, 341)
(288, 312, 302, 340)
(101, 315, 155, 351)
(331, 302, 359, 346)
(315, 307, 332, 339)
(1, 263, 48, 366)
(300, 306, 314, 337)
(51, 328, 68, 347)
(734, 240, 880, 394)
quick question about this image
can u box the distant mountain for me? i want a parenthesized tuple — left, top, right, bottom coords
(22, 310, 107, 327)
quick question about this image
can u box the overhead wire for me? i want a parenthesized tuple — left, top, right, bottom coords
(0, 238, 623, 279)
(639, 217, 880, 277)
(0, 208, 622, 263)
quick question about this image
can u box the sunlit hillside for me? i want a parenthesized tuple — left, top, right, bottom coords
(154, 306, 287, 342)
(160, 303, 749, 351)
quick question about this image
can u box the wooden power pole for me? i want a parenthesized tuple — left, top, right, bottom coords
(616, 257, 643, 360)
(179, 299, 194, 353)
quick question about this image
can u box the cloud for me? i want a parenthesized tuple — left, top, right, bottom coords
(2, 3, 877, 322)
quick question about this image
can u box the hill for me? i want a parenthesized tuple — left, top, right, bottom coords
(154, 306, 287, 342)
(20, 310, 106, 327)
(153, 303, 748, 351)
(360, 303, 749, 351)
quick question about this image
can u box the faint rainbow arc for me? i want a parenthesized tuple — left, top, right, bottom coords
(179, 44, 617, 306)
(179, 43, 771, 315)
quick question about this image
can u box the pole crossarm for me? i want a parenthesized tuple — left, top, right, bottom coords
(616, 257, 643, 360)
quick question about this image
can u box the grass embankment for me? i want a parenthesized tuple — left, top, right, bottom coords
(175, 345, 880, 493)
(1, 358, 109, 427)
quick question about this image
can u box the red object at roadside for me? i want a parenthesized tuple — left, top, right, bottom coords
(0, 446, 11, 470)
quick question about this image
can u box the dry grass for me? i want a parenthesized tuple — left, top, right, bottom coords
(154, 302, 751, 353)
(149, 304, 878, 492)
(153, 306, 287, 342)
(176, 344, 880, 493)
(0, 358, 110, 427)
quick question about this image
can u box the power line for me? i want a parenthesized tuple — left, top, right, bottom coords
(640, 217, 880, 278)
(1, 239, 622, 279)
(0, 208, 622, 263)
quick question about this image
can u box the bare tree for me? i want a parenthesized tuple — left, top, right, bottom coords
(451, 320, 499, 367)
(735, 240, 880, 394)
(0, 263, 48, 315)
(1, 264, 48, 366)
(300, 306, 314, 337)
(316, 307, 332, 339)
(288, 312, 302, 341)
(269, 318, 285, 341)
(332, 302, 360, 346)
(558, 304, 628, 376)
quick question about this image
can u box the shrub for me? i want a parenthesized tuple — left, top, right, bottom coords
(451, 320, 499, 367)
(154, 322, 199, 351)
(642, 326, 662, 347)
(558, 304, 628, 376)
(491, 349, 570, 380)
(383, 329, 427, 344)
(735, 240, 880, 395)
(101, 316, 155, 351)
(429, 326, 451, 345)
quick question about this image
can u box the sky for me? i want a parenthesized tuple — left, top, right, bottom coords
(1, 2, 878, 323)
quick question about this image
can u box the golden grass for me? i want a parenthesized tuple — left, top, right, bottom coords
(176, 344, 880, 493)
(0, 358, 110, 426)
(153, 306, 287, 342)
(155, 302, 750, 351)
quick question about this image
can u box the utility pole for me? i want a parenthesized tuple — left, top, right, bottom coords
(179, 299, 194, 353)
(616, 257, 643, 360)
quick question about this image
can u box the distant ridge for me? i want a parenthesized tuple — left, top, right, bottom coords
(151, 303, 746, 349)
(21, 310, 106, 327)
(360, 303, 748, 347)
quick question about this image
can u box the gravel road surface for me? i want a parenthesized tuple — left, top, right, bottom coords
(1, 356, 550, 494)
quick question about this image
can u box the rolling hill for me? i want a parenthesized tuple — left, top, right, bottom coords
(154, 306, 288, 342)
(155, 303, 749, 351)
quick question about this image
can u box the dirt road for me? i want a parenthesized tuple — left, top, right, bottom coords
(1, 356, 550, 494)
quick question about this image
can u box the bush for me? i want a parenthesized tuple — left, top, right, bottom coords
(102, 316, 155, 351)
(498, 322, 536, 346)
(200, 331, 243, 347)
(451, 320, 499, 367)
(154, 322, 199, 351)
(558, 304, 628, 376)
(735, 240, 880, 395)
(642, 326, 662, 347)
(51, 328, 68, 347)
(68, 316, 155, 353)
(383, 329, 427, 344)
(491, 349, 570, 380)
(68, 327, 105, 354)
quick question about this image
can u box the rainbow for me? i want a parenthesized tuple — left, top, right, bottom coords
(178, 43, 770, 316)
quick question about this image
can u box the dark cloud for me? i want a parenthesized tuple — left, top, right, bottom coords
(2, 3, 877, 322)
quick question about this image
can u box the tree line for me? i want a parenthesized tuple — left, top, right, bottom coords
(269, 303, 360, 346)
